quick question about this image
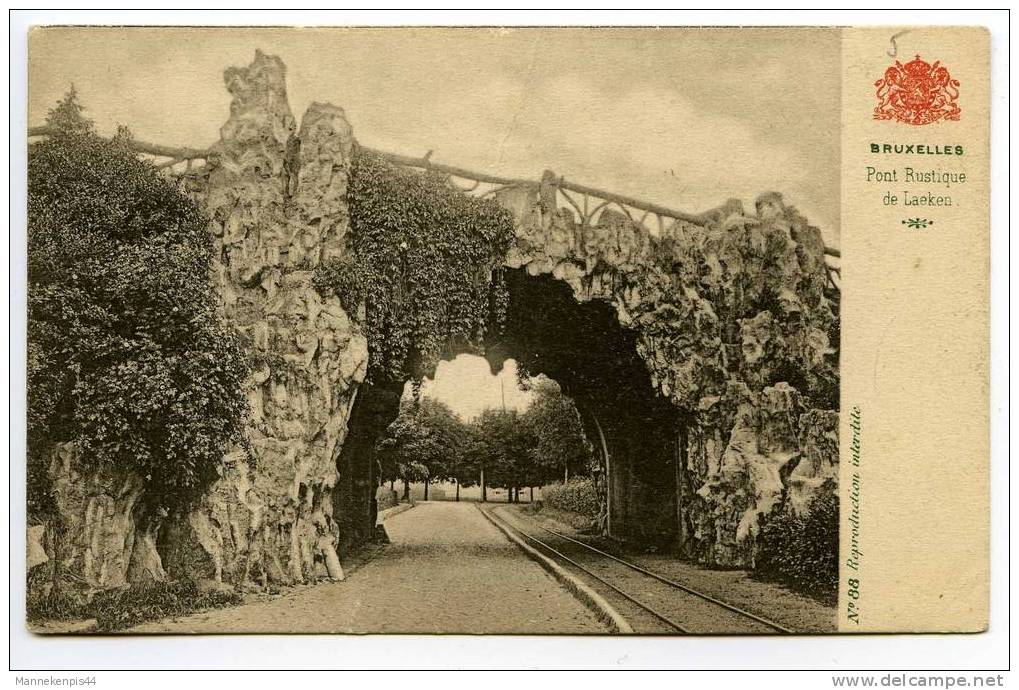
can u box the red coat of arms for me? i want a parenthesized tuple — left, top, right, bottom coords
(873, 55, 961, 125)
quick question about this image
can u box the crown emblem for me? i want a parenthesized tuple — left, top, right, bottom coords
(874, 55, 961, 125)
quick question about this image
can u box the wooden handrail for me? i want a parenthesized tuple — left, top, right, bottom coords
(28, 125, 840, 259)
(366, 147, 841, 259)
(360, 147, 710, 226)
(360, 147, 533, 188)
(28, 125, 212, 162)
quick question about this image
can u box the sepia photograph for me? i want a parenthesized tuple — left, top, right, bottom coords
(22, 25, 846, 637)
(8, 6, 1010, 682)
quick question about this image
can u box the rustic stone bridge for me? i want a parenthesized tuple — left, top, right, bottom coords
(33, 51, 839, 592)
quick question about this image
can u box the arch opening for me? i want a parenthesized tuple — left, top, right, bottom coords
(333, 266, 686, 555)
(488, 268, 683, 547)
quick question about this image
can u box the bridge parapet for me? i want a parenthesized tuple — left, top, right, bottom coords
(354, 146, 840, 289)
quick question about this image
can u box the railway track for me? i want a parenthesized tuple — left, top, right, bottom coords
(485, 505, 794, 635)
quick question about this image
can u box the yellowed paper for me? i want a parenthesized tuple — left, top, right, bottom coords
(24, 25, 989, 635)
(839, 27, 989, 632)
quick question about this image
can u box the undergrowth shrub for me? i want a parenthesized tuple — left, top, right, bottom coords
(754, 480, 838, 603)
(541, 478, 600, 518)
(27, 578, 242, 632)
(376, 486, 399, 511)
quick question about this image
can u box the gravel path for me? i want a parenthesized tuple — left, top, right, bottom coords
(129, 502, 607, 634)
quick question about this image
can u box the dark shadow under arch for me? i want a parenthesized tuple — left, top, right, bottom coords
(334, 268, 685, 553)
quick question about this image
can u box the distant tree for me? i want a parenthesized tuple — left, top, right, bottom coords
(376, 397, 466, 500)
(414, 398, 467, 500)
(377, 412, 432, 501)
(44, 86, 93, 135)
(27, 90, 248, 518)
(471, 408, 536, 503)
(455, 424, 485, 499)
(521, 379, 594, 485)
(373, 381, 594, 505)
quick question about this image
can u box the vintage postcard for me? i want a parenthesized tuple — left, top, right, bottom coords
(22, 25, 989, 637)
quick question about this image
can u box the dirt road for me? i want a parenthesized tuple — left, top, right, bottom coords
(129, 501, 607, 634)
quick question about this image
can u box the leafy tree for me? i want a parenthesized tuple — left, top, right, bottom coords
(454, 423, 486, 497)
(372, 380, 594, 505)
(376, 412, 432, 501)
(414, 398, 469, 500)
(376, 397, 465, 500)
(470, 408, 536, 502)
(521, 379, 593, 484)
(27, 91, 249, 517)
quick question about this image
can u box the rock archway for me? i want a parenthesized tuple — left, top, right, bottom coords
(38, 51, 838, 591)
(490, 268, 684, 546)
(478, 162, 840, 564)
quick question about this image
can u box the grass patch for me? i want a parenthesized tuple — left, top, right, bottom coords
(27, 578, 242, 632)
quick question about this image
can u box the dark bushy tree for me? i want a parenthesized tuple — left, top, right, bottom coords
(27, 91, 249, 517)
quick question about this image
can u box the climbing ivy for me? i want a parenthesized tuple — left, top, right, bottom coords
(314, 148, 514, 383)
(27, 92, 249, 517)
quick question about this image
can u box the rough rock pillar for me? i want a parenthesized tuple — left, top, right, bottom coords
(169, 51, 368, 588)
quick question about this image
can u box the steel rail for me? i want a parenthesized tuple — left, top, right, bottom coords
(529, 521, 794, 634)
(486, 507, 690, 633)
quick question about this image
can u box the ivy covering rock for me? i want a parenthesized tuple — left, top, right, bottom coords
(27, 91, 249, 518)
(315, 148, 515, 384)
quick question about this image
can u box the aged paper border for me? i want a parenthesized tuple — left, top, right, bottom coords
(839, 26, 990, 633)
(7, 9, 1010, 672)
